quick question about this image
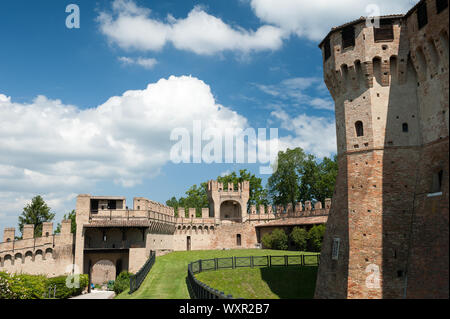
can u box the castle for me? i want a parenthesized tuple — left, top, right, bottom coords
(0, 180, 330, 285)
(315, 0, 448, 298)
(0, 0, 447, 298)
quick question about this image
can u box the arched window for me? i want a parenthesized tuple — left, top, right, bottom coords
(355, 121, 364, 137)
(402, 123, 409, 132)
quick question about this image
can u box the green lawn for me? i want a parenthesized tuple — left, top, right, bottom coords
(116, 249, 318, 299)
(196, 266, 318, 299)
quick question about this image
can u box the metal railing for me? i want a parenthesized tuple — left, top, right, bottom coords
(187, 254, 320, 299)
(129, 251, 156, 294)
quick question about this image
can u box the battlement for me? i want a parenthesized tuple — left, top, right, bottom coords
(175, 198, 331, 225)
(0, 220, 73, 254)
(207, 180, 250, 193)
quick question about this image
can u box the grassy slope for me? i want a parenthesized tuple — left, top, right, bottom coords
(116, 249, 316, 299)
(195, 267, 318, 299)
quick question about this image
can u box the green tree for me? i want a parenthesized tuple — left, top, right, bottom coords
(268, 148, 338, 207)
(307, 224, 326, 252)
(18, 196, 55, 238)
(54, 210, 77, 234)
(270, 229, 289, 250)
(268, 148, 306, 208)
(314, 155, 338, 204)
(290, 227, 308, 251)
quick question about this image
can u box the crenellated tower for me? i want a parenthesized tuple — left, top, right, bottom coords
(315, 0, 448, 299)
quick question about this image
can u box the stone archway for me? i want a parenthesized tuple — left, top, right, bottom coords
(220, 200, 242, 221)
(91, 259, 116, 285)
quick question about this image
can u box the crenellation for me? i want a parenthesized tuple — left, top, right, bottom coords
(22, 225, 34, 239)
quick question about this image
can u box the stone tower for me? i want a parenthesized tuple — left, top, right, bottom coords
(207, 180, 250, 223)
(315, 0, 448, 299)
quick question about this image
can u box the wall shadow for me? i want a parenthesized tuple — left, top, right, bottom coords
(259, 266, 318, 299)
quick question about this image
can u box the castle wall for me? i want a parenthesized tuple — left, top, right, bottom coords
(0, 221, 75, 277)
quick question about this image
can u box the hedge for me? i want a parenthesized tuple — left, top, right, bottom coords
(0, 271, 88, 299)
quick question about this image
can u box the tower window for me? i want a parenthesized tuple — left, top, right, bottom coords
(324, 38, 331, 61)
(236, 234, 242, 246)
(436, 0, 448, 14)
(431, 170, 444, 193)
(355, 121, 364, 137)
(342, 26, 355, 48)
(417, 2, 428, 30)
(402, 123, 409, 132)
(374, 20, 394, 42)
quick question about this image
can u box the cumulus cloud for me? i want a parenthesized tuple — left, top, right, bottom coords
(0, 76, 250, 231)
(98, 0, 285, 55)
(250, 0, 419, 41)
(0, 76, 247, 192)
(270, 110, 336, 158)
(118, 56, 158, 69)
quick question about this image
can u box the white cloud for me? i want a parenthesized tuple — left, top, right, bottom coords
(98, 0, 285, 55)
(0, 76, 249, 230)
(118, 56, 158, 69)
(271, 110, 336, 158)
(250, 0, 419, 41)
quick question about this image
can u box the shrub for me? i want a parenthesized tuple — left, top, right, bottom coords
(307, 224, 326, 252)
(261, 233, 273, 249)
(46, 274, 89, 299)
(290, 227, 308, 251)
(0, 272, 88, 299)
(107, 280, 115, 291)
(270, 229, 289, 251)
(114, 271, 132, 294)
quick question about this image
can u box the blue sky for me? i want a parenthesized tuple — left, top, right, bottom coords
(0, 0, 417, 235)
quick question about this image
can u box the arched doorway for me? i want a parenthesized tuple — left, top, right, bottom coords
(91, 259, 115, 285)
(220, 200, 242, 221)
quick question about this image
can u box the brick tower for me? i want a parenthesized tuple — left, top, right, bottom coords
(315, 0, 448, 299)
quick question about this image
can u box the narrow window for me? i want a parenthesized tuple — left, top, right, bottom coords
(355, 121, 364, 137)
(237, 234, 242, 246)
(332, 238, 340, 260)
(436, 0, 448, 14)
(431, 170, 444, 193)
(402, 123, 409, 132)
(324, 38, 331, 61)
(342, 26, 355, 49)
(45, 232, 49, 237)
(417, 2, 428, 30)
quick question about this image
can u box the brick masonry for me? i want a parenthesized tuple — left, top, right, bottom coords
(315, 0, 449, 299)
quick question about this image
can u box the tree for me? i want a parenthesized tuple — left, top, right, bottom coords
(314, 155, 338, 204)
(268, 148, 338, 207)
(290, 227, 308, 251)
(307, 224, 326, 252)
(54, 210, 77, 234)
(18, 196, 55, 238)
(268, 148, 306, 208)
